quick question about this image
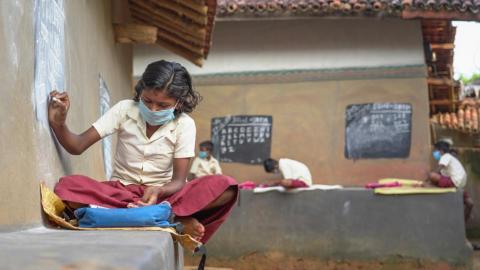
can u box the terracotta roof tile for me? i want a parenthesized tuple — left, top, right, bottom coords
(217, 0, 480, 20)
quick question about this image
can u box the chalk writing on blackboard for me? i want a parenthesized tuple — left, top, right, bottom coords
(211, 115, 273, 164)
(345, 103, 412, 159)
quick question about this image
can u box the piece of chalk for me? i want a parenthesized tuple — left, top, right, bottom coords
(52, 97, 61, 103)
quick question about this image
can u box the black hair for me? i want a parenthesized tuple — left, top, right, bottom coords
(134, 60, 202, 116)
(263, 158, 278, 173)
(465, 88, 477, 98)
(434, 141, 450, 153)
(199, 140, 214, 151)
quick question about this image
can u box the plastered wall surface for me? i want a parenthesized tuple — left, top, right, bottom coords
(191, 78, 431, 185)
(0, 1, 39, 229)
(134, 18, 424, 76)
(0, 0, 132, 229)
(61, 0, 132, 183)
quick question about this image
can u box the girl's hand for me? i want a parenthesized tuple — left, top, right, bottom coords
(48, 90, 70, 127)
(137, 186, 163, 206)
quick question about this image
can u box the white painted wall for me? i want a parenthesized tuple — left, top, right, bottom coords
(134, 18, 425, 76)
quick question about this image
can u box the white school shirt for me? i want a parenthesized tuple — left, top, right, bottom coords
(92, 100, 196, 186)
(189, 156, 222, 177)
(439, 153, 467, 189)
(279, 158, 313, 186)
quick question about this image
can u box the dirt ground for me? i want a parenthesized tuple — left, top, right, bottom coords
(185, 250, 473, 270)
(474, 252, 480, 270)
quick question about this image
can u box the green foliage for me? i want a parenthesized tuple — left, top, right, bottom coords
(459, 72, 480, 85)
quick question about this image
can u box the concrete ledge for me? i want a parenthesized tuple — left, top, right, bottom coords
(0, 227, 182, 270)
(207, 189, 472, 266)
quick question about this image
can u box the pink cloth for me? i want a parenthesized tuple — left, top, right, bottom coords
(238, 181, 257, 190)
(365, 182, 401, 189)
(289, 179, 309, 188)
(438, 175, 455, 188)
(54, 174, 238, 243)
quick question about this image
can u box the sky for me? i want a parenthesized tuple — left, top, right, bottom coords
(453, 21, 480, 79)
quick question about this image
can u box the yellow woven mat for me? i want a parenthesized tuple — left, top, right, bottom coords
(378, 178, 423, 186)
(40, 183, 201, 252)
(375, 186, 456, 195)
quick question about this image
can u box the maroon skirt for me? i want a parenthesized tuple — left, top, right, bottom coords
(54, 174, 238, 243)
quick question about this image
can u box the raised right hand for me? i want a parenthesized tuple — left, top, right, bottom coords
(48, 90, 70, 127)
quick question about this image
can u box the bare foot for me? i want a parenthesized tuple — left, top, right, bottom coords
(176, 216, 205, 241)
(126, 203, 139, 208)
(65, 201, 87, 209)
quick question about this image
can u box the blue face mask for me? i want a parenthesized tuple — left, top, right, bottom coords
(138, 99, 176, 126)
(199, 151, 208, 159)
(432, 150, 442, 161)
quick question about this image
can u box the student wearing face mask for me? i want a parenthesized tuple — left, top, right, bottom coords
(427, 141, 472, 221)
(189, 141, 222, 180)
(48, 60, 238, 243)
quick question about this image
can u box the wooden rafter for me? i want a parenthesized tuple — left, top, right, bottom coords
(114, 23, 157, 44)
(126, 0, 217, 67)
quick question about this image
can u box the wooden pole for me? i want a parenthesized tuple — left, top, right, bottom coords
(131, 0, 206, 38)
(152, 1, 208, 25)
(132, 15, 205, 47)
(430, 43, 455, 50)
(113, 23, 157, 44)
(177, 1, 208, 15)
(427, 77, 454, 86)
(156, 29, 204, 56)
(157, 38, 204, 67)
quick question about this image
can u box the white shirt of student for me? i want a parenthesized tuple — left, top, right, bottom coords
(439, 153, 467, 189)
(189, 156, 222, 178)
(92, 100, 196, 186)
(278, 158, 312, 186)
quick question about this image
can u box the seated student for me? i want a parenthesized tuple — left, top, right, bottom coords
(263, 158, 312, 188)
(189, 140, 222, 180)
(48, 60, 238, 243)
(427, 141, 473, 221)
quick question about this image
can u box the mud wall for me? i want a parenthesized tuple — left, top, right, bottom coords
(192, 77, 430, 184)
(0, 0, 132, 229)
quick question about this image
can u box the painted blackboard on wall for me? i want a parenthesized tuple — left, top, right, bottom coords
(345, 103, 412, 159)
(211, 115, 272, 164)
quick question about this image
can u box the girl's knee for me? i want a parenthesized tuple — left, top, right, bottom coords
(428, 172, 440, 182)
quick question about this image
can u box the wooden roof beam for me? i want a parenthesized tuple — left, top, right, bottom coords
(157, 38, 204, 67)
(130, 6, 205, 42)
(427, 77, 454, 86)
(177, 1, 209, 16)
(132, 14, 205, 47)
(131, 0, 206, 37)
(152, 0, 208, 25)
(114, 23, 157, 44)
(431, 44, 455, 50)
(429, 99, 459, 105)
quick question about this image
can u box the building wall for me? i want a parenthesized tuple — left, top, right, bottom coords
(0, 0, 132, 229)
(134, 18, 425, 76)
(134, 18, 430, 185)
(0, 1, 38, 230)
(192, 78, 430, 184)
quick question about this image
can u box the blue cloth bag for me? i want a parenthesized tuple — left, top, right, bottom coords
(75, 201, 175, 228)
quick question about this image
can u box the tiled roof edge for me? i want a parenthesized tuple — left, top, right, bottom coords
(216, 0, 480, 20)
